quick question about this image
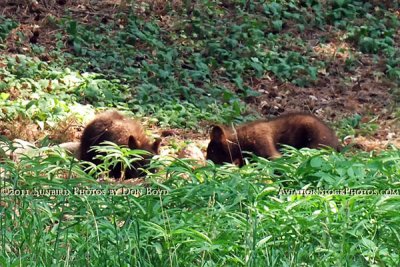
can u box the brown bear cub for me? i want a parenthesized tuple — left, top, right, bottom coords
(206, 113, 340, 166)
(80, 111, 161, 179)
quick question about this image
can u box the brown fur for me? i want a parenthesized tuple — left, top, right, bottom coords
(80, 111, 161, 179)
(206, 113, 340, 166)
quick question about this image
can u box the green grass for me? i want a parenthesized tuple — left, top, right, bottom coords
(0, 147, 399, 266)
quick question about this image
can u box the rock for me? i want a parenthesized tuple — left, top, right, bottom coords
(178, 143, 205, 163)
(58, 142, 81, 159)
(0, 139, 37, 161)
(0, 139, 82, 162)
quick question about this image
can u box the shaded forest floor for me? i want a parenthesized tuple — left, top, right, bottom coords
(1, 3, 400, 265)
(1, 0, 399, 154)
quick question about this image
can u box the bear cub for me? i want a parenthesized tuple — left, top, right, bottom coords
(80, 111, 161, 179)
(207, 113, 340, 166)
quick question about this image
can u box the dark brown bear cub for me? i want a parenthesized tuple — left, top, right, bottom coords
(80, 111, 161, 179)
(206, 113, 340, 166)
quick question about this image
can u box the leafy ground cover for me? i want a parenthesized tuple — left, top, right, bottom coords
(0, 0, 399, 265)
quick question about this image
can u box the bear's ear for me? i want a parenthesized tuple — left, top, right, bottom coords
(128, 136, 140, 149)
(210, 125, 226, 142)
(152, 138, 162, 154)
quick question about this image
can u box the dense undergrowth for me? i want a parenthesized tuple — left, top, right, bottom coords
(1, 145, 399, 266)
(1, 0, 400, 266)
